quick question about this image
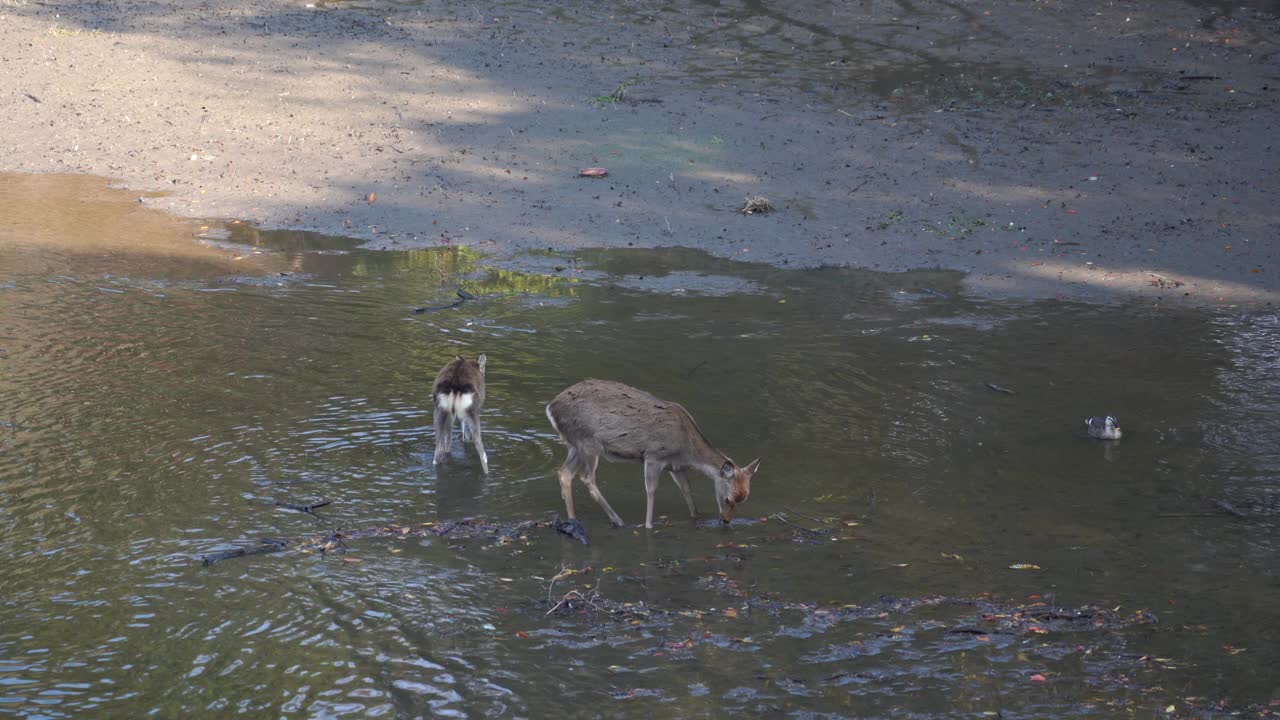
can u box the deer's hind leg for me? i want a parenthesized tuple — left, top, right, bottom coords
(462, 410, 488, 474)
(558, 446, 585, 520)
(432, 406, 454, 466)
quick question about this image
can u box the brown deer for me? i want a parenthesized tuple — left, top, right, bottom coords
(432, 354, 488, 473)
(545, 379, 760, 528)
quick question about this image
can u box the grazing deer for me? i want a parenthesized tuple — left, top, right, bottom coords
(432, 354, 488, 473)
(545, 379, 760, 528)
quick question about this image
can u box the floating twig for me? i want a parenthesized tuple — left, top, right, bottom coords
(768, 512, 823, 536)
(781, 506, 829, 525)
(546, 580, 606, 616)
(986, 383, 1017, 395)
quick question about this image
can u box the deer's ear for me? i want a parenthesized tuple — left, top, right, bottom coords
(744, 458, 761, 476)
(719, 461, 735, 479)
(455, 354, 464, 362)
(477, 353, 487, 373)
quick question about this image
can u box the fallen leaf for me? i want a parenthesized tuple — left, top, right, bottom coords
(579, 167, 608, 177)
(341, 557, 362, 564)
(724, 607, 739, 618)
(516, 630, 529, 639)
(1030, 673, 1047, 682)
(1009, 563, 1041, 570)
(366, 192, 376, 203)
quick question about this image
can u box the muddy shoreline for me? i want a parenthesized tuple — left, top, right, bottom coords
(1, 0, 1276, 306)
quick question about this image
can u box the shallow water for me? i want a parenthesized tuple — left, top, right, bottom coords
(1, 176, 1278, 718)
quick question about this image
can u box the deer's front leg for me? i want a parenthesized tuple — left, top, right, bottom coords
(643, 460, 664, 529)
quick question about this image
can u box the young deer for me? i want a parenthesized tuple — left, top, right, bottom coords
(546, 379, 760, 528)
(432, 354, 488, 473)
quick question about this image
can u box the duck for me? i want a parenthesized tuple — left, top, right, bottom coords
(1085, 416, 1122, 440)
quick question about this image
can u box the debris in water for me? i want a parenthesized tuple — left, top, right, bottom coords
(554, 517, 590, 544)
(579, 167, 608, 178)
(987, 383, 1017, 395)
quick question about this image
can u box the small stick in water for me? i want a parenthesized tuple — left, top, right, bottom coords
(412, 289, 475, 314)
(768, 512, 823, 536)
(987, 383, 1017, 395)
(275, 499, 332, 514)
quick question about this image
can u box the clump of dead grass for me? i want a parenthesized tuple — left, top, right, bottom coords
(739, 196, 774, 215)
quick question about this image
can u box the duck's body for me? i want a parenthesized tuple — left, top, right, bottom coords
(1086, 416, 1122, 440)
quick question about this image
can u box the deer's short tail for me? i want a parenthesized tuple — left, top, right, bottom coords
(545, 402, 562, 437)
(436, 390, 475, 416)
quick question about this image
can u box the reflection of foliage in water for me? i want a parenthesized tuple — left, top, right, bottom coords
(469, 267, 580, 299)
(217, 228, 581, 300)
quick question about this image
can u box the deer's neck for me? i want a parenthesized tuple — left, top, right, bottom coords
(685, 436, 728, 475)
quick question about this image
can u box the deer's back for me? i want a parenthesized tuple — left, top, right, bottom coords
(548, 379, 699, 462)
(434, 358, 484, 404)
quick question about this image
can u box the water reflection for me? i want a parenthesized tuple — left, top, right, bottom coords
(1, 175, 1278, 716)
